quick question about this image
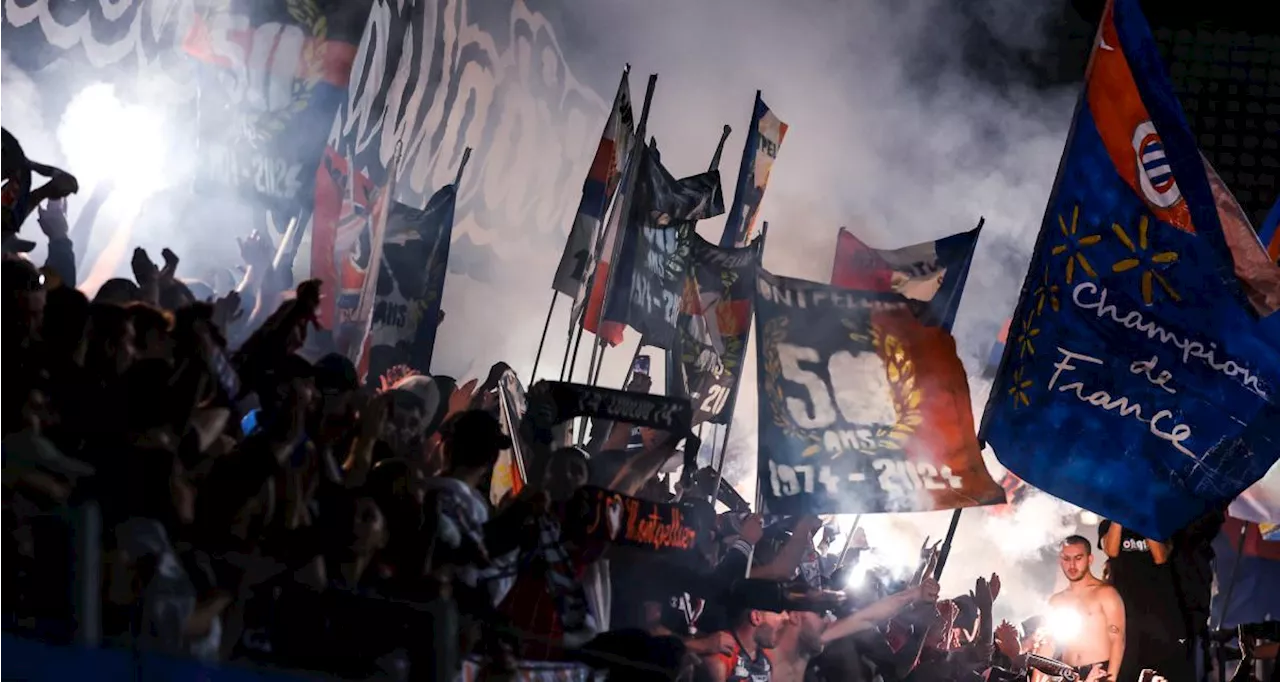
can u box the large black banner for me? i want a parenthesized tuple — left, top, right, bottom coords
(365, 183, 458, 382)
(602, 145, 724, 349)
(754, 269, 1004, 516)
(669, 232, 760, 425)
(185, 0, 367, 210)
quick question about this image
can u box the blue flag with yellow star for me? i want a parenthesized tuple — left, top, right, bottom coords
(980, 0, 1280, 540)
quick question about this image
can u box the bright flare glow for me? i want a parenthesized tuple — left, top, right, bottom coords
(1047, 606, 1083, 644)
(57, 83, 170, 200)
(1079, 511, 1100, 526)
(843, 543, 922, 590)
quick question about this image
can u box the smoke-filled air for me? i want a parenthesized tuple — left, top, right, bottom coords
(10, 5, 1277, 668)
(2, 0, 1094, 621)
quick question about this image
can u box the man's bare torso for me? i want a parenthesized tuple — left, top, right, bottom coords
(1049, 583, 1114, 666)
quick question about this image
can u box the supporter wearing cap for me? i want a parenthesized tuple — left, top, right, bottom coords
(423, 409, 513, 607)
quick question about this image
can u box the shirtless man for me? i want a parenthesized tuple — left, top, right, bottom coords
(1047, 535, 1126, 681)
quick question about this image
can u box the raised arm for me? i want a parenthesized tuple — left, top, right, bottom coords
(1146, 538, 1170, 565)
(1101, 521, 1122, 558)
(821, 578, 937, 644)
(1098, 586, 1126, 679)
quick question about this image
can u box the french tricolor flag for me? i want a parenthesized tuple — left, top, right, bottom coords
(552, 70, 636, 304)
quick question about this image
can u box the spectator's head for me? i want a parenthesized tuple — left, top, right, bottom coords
(727, 603, 787, 650)
(85, 302, 136, 378)
(42, 284, 89, 363)
(441, 409, 509, 479)
(336, 493, 388, 559)
(542, 446, 590, 502)
(381, 388, 429, 461)
(126, 302, 174, 362)
(261, 354, 317, 422)
(94, 278, 141, 306)
(312, 352, 360, 436)
(4, 254, 46, 339)
(1059, 534, 1092, 582)
(782, 610, 827, 658)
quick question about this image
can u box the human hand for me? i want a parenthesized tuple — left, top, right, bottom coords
(995, 619, 1020, 659)
(131, 247, 160, 287)
(37, 199, 69, 240)
(625, 371, 652, 394)
(973, 575, 993, 612)
(703, 631, 735, 656)
(237, 230, 275, 269)
(42, 168, 79, 200)
(989, 572, 1001, 602)
(359, 392, 393, 442)
(1084, 663, 1108, 682)
(447, 378, 479, 417)
(211, 290, 243, 332)
(794, 515, 824, 539)
(160, 247, 179, 282)
(914, 576, 940, 603)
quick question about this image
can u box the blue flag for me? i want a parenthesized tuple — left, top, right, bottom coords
(719, 92, 787, 249)
(980, 0, 1280, 540)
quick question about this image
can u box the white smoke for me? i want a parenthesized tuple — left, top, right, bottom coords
(2, 0, 1102, 622)
(544, 0, 1088, 622)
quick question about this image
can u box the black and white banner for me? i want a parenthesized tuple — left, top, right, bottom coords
(184, 0, 368, 209)
(670, 231, 760, 424)
(602, 145, 724, 349)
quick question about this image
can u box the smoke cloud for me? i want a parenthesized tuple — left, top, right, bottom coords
(540, 0, 1091, 620)
(2, 0, 1105, 622)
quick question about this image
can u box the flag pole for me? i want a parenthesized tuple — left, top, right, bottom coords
(932, 509, 963, 581)
(563, 325, 585, 381)
(708, 221, 769, 505)
(586, 74, 658, 389)
(530, 292, 559, 382)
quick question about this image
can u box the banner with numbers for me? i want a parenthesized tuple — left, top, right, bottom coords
(183, 0, 365, 210)
(754, 269, 1004, 515)
(603, 145, 725, 349)
(980, 0, 1280, 540)
(670, 231, 761, 425)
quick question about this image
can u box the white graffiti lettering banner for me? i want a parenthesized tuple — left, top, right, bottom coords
(327, 0, 607, 283)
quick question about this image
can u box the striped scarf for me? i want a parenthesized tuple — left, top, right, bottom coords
(537, 515, 598, 648)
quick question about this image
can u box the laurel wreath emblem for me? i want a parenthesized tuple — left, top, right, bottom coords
(860, 320, 923, 447)
(211, 0, 327, 143)
(762, 317, 922, 459)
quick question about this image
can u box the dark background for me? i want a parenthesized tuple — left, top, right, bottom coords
(959, 0, 1278, 228)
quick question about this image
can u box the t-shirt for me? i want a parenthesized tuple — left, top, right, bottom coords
(713, 633, 773, 682)
(1098, 520, 1185, 642)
